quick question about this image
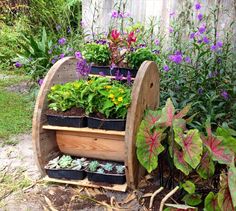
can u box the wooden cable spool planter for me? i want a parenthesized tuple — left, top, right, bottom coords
(32, 57, 160, 191)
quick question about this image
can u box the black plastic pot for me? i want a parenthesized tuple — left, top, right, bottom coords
(46, 114, 87, 127)
(45, 168, 86, 180)
(90, 65, 138, 78)
(87, 171, 126, 184)
(87, 116, 126, 131)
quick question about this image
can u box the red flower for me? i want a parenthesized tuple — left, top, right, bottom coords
(127, 31, 136, 44)
(111, 29, 120, 41)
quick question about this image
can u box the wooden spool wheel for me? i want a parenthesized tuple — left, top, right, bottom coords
(32, 57, 160, 190)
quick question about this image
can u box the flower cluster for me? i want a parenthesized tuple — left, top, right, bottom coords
(111, 10, 130, 19)
(75, 51, 91, 77)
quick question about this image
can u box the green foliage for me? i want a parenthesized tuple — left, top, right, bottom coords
(48, 77, 131, 119)
(182, 193, 202, 206)
(182, 180, 195, 194)
(83, 43, 111, 66)
(204, 192, 220, 211)
(89, 161, 99, 172)
(127, 48, 157, 69)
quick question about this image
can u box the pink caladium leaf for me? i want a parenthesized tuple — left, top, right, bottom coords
(136, 119, 165, 173)
(204, 192, 220, 211)
(174, 103, 191, 119)
(196, 149, 215, 179)
(218, 172, 235, 211)
(201, 134, 234, 165)
(174, 128, 203, 169)
(159, 98, 175, 127)
(172, 147, 192, 175)
(144, 109, 162, 126)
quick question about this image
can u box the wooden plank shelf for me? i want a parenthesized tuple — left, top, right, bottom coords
(43, 176, 127, 192)
(42, 125, 125, 136)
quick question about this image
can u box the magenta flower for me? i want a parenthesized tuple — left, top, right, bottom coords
(163, 65, 169, 72)
(216, 41, 223, 48)
(169, 54, 183, 64)
(59, 53, 65, 59)
(111, 10, 119, 18)
(119, 12, 130, 18)
(75, 51, 82, 59)
(15, 61, 22, 68)
(185, 56, 191, 63)
(195, 2, 201, 10)
(58, 37, 66, 45)
(221, 90, 229, 100)
(203, 36, 209, 44)
(154, 39, 159, 46)
(197, 13, 203, 21)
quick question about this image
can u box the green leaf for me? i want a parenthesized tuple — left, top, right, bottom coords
(204, 192, 220, 211)
(173, 148, 192, 175)
(159, 98, 175, 127)
(182, 193, 202, 206)
(228, 165, 236, 208)
(182, 181, 196, 194)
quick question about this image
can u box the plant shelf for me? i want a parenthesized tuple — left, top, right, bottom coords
(32, 56, 160, 190)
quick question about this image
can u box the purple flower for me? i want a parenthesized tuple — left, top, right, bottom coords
(168, 27, 174, 33)
(115, 70, 123, 81)
(203, 36, 209, 44)
(59, 53, 65, 59)
(211, 44, 218, 51)
(119, 12, 130, 18)
(58, 37, 66, 45)
(75, 51, 82, 59)
(198, 13, 203, 21)
(96, 39, 107, 45)
(198, 39, 203, 44)
(67, 27, 71, 34)
(152, 50, 160, 54)
(185, 56, 191, 63)
(190, 32, 195, 39)
(216, 41, 223, 48)
(198, 88, 203, 94)
(38, 79, 44, 86)
(195, 2, 201, 10)
(48, 49, 53, 54)
(126, 71, 132, 85)
(15, 61, 22, 68)
(99, 72, 105, 76)
(199, 25, 206, 34)
(111, 10, 119, 18)
(221, 90, 229, 100)
(169, 12, 175, 17)
(110, 63, 117, 70)
(163, 65, 169, 72)
(154, 39, 159, 46)
(76, 58, 91, 77)
(139, 43, 146, 48)
(68, 47, 73, 52)
(169, 53, 183, 64)
(51, 59, 56, 64)
(56, 25, 61, 31)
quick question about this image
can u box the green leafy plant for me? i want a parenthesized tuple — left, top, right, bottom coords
(89, 161, 99, 172)
(127, 48, 157, 69)
(58, 155, 73, 168)
(83, 43, 111, 66)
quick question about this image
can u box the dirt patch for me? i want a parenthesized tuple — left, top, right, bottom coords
(6, 81, 32, 94)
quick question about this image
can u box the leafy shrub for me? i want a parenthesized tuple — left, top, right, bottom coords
(127, 48, 157, 69)
(82, 43, 111, 66)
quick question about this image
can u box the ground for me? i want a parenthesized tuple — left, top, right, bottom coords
(0, 72, 177, 211)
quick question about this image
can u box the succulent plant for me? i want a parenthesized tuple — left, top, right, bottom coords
(97, 168, 105, 174)
(89, 161, 99, 172)
(58, 155, 73, 168)
(46, 156, 60, 169)
(71, 158, 89, 170)
(115, 165, 125, 174)
(102, 163, 113, 172)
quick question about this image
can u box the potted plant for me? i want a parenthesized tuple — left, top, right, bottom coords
(127, 47, 157, 70)
(82, 42, 111, 75)
(86, 160, 126, 184)
(85, 77, 131, 131)
(46, 80, 88, 127)
(45, 155, 89, 180)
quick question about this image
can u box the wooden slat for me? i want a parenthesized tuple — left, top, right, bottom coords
(43, 176, 127, 192)
(89, 74, 135, 80)
(42, 125, 125, 136)
(56, 131, 125, 161)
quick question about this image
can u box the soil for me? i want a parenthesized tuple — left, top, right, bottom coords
(46, 107, 86, 117)
(89, 112, 106, 119)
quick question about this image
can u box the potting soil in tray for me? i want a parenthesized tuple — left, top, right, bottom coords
(87, 116, 126, 131)
(46, 108, 87, 127)
(45, 168, 86, 180)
